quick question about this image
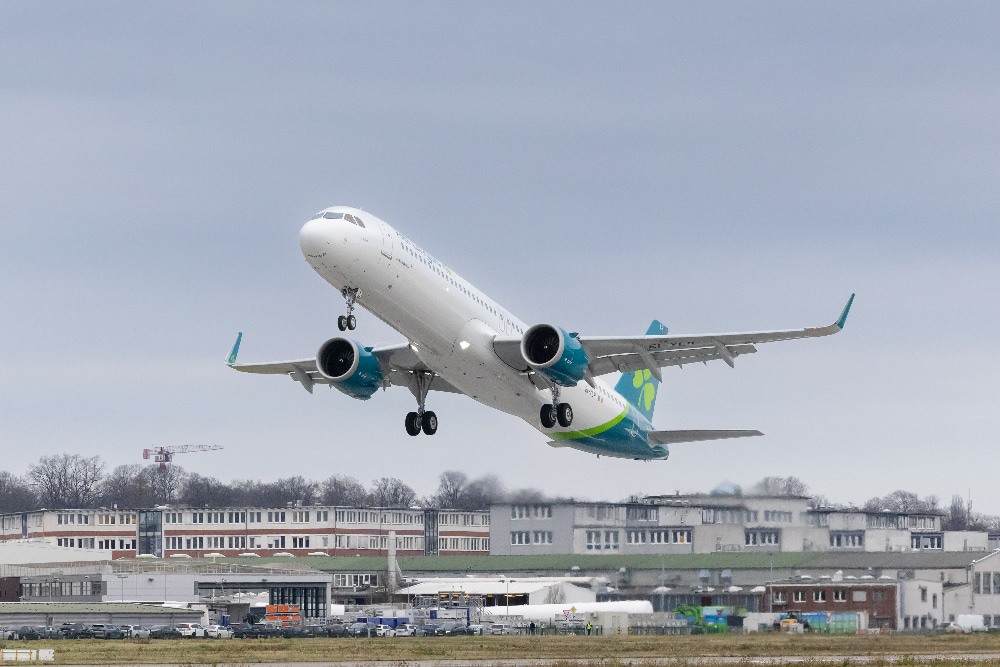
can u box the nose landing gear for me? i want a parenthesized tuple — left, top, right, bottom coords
(539, 385, 573, 429)
(405, 371, 438, 436)
(337, 287, 361, 331)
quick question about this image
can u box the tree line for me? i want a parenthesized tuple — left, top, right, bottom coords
(0, 454, 548, 514)
(1, 456, 997, 532)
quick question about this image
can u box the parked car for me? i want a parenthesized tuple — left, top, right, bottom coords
(148, 625, 182, 639)
(374, 624, 396, 637)
(303, 625, 329, 638)
(176, 623, 206, 638)
(347, 622, 376, 637)
(279, 625, 306, 639)
(205, 625, 233, 639)
(467, 624, 485, 636)
(16, 626, 40, 641)
(490, 623, 513, 635)
(394, 624, 424, 637)
(0, 627, 19, 640)
(125, 625, 150, 639)
(91, 624, 125, 639)
(59, 623, 94, 639)
(324, 624, 349, 638)
(230, 623, 264, 639)
(32, 627, 61, 640)
(432, 621, 467, 636)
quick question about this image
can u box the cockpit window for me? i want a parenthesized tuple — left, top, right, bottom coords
(323, 212, 344, 219)
(350, 214, 365, 228)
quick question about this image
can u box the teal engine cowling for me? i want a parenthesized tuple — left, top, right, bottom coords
(315, 338, 384, 400)
(520, 324, 589, 387)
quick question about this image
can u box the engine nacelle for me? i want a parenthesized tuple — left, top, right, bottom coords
(316, 338, 384, 400)
(520, 324, 589, 387)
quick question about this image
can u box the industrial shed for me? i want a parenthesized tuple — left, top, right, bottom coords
(0, 602, 203, 627)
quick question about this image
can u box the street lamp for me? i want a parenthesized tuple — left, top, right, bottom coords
(116, 573, 128, 603)
(505, 578, 516, 616)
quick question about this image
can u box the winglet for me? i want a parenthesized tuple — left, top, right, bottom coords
(227, 332, 243, 365)
(835, 294, 855, 330)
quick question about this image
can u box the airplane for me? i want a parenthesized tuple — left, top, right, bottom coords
(227, 206, 853, 461)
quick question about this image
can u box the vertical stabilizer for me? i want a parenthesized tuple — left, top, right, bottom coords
(614, 320, 666, 421)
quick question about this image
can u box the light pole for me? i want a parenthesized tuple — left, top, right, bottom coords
(116, 573, 127, 603)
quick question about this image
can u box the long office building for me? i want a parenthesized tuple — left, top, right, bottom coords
(0, 506, 490, 559)
(490, 495, 990, 556)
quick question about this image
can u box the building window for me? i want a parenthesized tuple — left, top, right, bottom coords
(510, 531, 530, 546)
(933, 593, 938, 609)
(773, 591, 787, 603)
(532, 531, 552, 545)
(586, 530, 602, 550)
(975, 573, 982, 595)
(814, 590, 827, 602)
(833, 589, 846, 602)
(268, 511, 286, 523)
(627, 530, 646, 544)
(604, 531, 619, 550)
(292, 511, 310, 523)
(793, 591, 805, 603)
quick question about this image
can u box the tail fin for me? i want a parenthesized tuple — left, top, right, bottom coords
(614, 320, 666, 421)
(226, 332, 243, 365)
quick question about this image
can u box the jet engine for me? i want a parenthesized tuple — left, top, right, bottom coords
(520, 324, 589, 387)
(316, 337, 384, 400)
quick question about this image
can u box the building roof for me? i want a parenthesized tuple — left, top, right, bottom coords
(807, 551, 998, 570)
(0, 602, 199, 615)
(221, 552, 824, 573)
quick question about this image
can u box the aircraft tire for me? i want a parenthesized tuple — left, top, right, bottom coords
(347, 314, 357, 330)
(557, 403, 573, 428)
(540, 404, 557, 429)
(405, 412, 421, 436)
(337, 315, 347, 331)
(422, 411, 438, 435)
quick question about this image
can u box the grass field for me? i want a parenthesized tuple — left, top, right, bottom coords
(3, 634, 1000, 665)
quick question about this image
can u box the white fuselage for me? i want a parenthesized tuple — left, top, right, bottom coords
(298, 207, 637, 448)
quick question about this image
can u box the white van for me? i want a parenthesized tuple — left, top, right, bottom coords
(490, 623, 512, 635)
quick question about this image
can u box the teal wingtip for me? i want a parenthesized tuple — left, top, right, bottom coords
(836, 294, 855, 329)
(227, 332, 243, 365)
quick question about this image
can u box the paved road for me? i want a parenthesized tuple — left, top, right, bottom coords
(52, 656, 1000, 667)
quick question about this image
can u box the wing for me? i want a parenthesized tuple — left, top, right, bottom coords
(493, 294, 853, 380)
(646, 429, 763, 445)
(227, 336, 461, 395)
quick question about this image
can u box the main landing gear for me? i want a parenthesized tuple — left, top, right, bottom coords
(337, 287, 361, 331)
(405, 371, 438, 436)
(539, 385, 573, 429)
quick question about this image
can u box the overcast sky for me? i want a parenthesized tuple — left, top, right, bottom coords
(1, 3, 997, 511)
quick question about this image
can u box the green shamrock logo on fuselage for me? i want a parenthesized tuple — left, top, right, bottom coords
(633, 369, 656, 411)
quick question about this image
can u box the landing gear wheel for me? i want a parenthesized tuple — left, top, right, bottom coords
(540, 404, 557, 429)
(337, 315, 347, 331)
(421, 411, 438, 435)
(557, 403, 574, 428)
(405, 412, 421, 436)
(346, 314, 357, 330)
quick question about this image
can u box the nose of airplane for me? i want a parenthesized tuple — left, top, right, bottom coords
(299, 218, 328, 258)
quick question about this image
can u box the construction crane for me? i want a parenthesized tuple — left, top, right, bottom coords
(142, 445, 224, 471)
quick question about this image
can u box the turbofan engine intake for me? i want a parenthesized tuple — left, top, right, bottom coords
(520, 324, 589, 387)
(316, 337, 384, 400)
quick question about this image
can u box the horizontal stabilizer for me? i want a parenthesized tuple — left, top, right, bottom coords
(646, 429, 763, 445)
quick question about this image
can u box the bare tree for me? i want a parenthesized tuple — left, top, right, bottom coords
(320, 475, 370, 506)
(751, 476, 808, 497)
(0, 471, 39, 513)
(943, 495, 968, 531)
(432, 471, 468, 508)
(28, 454, 105, 508)
(462, 475, 507, 510)
(181, 473, 240, 507)
(369, 477, 417, 507)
